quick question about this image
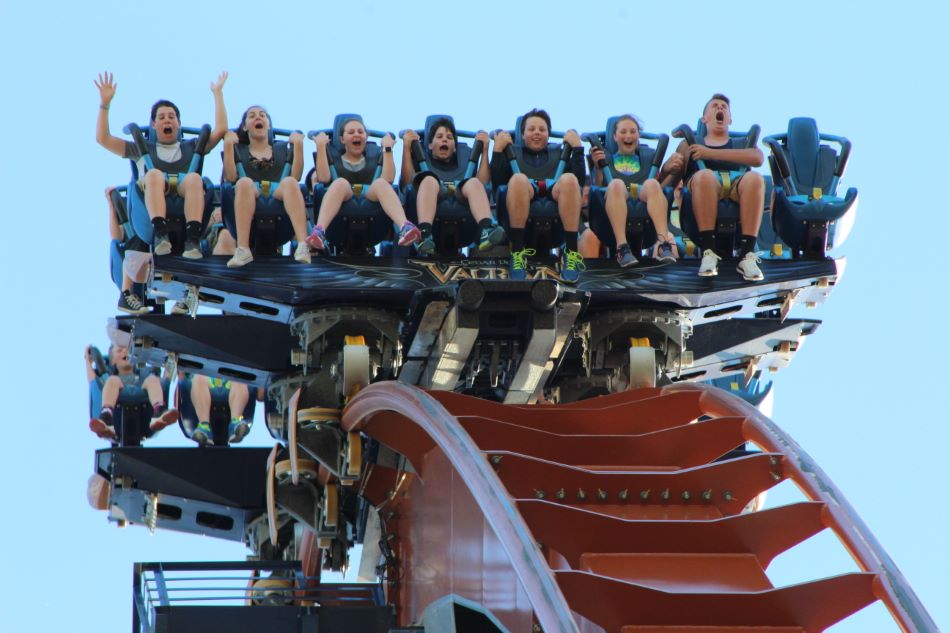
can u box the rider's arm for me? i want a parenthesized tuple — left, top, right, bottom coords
(702, 146, 764, 168)
(399, 139, 416, 188)
(289, 133, 304, 181)
(222, 133, 239, 183)
(205, 72, 229, 153)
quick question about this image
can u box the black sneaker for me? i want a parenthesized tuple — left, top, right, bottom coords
(615, 243, 638, 268)
(182, 238, 203, 259)
(118, 290, 149, 314)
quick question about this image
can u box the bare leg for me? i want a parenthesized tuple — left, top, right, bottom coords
(101, 375, 124, 408)
(552, 173, 581, 232)
(604, 179, 630, 245)
(506, 173, 534, 229)
(415, 176, 440, 225)
(275, 177, 309, 242)
(233, 177, 260, 248)
(461, 179, 492, 222)
(690, 169, 720, 232)
(579, 227, 602, 258)
(190, 374, 211, 422)
(315, 178, 353, 229)
(367, 179, 408, 225)
(179, 172, 206, 224)
(737, 171, 765, 236)
(141, 375, 165, 407)
(228, 383, 250, 419)
(143, 169, 168, 220)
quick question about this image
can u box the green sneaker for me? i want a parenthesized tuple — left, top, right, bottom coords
(559, 247, 586, 284)
(192, 421, 213, 446)
(509, 247, 536, 281)
(228, 418, 251, 444)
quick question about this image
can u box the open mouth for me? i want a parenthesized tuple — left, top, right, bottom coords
(254, 122, 264, 129)
(715, 112, 725, 123)
(162, 126, 173, 135)
(439, 144, 449, 152)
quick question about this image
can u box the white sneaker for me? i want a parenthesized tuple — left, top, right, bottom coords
(227, 246, 254, 268)
(294, 242, 311, 264)
(737, 252, 764, 281)
(698, 249, 721, 277)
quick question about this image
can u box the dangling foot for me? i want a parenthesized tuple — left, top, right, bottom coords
(559, 246, 586, 284)
(397, 222, 422, 246)
(615, 243, 638, 268)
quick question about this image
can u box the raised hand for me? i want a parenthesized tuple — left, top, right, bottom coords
(475, 130, 490, 146)
(289, 131, 304, 145)
(210, 71, 228, 95)
(95, 71, 117, 106)
(314, 131, 330, 147)
(223, 130, 239, 146)
(402, 129, 420, 144)
(381, 133, 395, 149)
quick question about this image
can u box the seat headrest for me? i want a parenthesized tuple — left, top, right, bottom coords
(424, 114, 456, 143)
(332, 113, 365, 151)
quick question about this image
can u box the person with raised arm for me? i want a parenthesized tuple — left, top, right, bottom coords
(95, 71, 229, 258)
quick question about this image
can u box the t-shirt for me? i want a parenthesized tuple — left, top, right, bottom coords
(611, 153, 641, 178)
(124, 139, 183, 177)
(342, 156, 367, 172)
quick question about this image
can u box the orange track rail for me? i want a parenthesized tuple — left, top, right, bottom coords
(339, 382, 937, 632)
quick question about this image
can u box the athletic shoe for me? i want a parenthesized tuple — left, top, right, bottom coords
(737, 251, 764, 281)
(509, 247, 536, 281)
(416, 235, 436, 256)
(118, 290, 149, 315)
(559, 247, 586, 284)
(153, 233, 172, 256)
(228, 418, 251, 444)
(171, 301, 190, 315)
(182, 239, 203, 259)
(615, 243, 638, 268)
(294, 242, 311, 264)
(306, 226, 326, 251)
(478, 224, 507, 251)
(656, 241, 677, 263)
(192, 422, 213, 446)
(397, 222, 422, 246)
(227, 246, 254, 268)
(698, 249, 721, 277)
(89, 417, 117, 441)
(149, 407, 179, 433)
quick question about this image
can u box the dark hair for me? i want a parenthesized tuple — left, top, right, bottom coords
(236, 105, 272, 144)
(520, 108, 551, 135)
(340, 117, 365, 135)
(150, 99, 180, 122)
(426, 117, 456, 145)
(704, 93, 730, 112)
(612, 114, 643, 134)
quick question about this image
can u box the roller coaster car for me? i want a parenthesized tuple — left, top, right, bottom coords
(107, 186, 151, 297)
(176, 375, 257, 447)
(308, 114, 396, 255)
(123, 122, 216, 254)
(674, 121, 762, 255)
(763, 117, 858, 257)
(494, 117, 576, 252)
(402, 114, 487, 255)
(220, 127, 308, 257)
(584, 117, 672, 254)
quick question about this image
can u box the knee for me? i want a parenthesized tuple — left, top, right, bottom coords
(142, 375, 160, 390)
(461, 178, 486, 200)
(509, 173, 531, 193)
(280, 177, 303, 198)
(692, 170, 718, 190)
(236, 177, 256, 195)
(418, 175, 440, 194)
(192, 374, 209, 389)
(144, 169, 165, 187)
(329, 178, 350, 194)
(558, 173, 580, 193)
(370, 178, 393, 196)
(606, 179, 627, 200)
(742, 171, 765, 193)
(642, 178, 662, 197)
(104, 375, 123, 389)
(181, 172, 203, 191)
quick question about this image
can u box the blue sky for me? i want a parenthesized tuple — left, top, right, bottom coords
(1, 1, 947, 631)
